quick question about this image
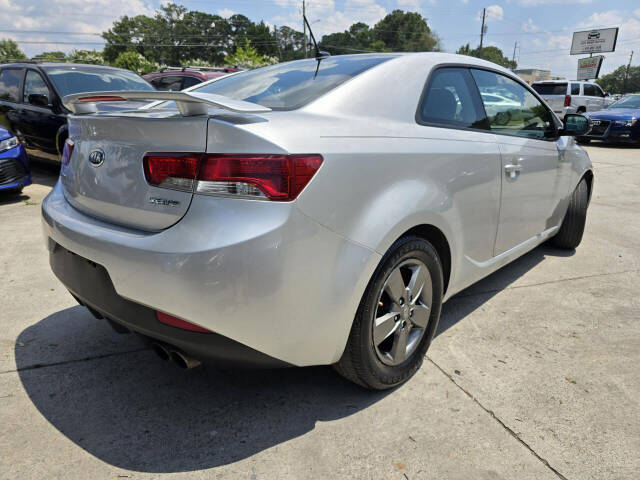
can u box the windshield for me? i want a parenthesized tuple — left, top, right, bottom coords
(188, 54, 396, 110)
(44, 67, 154, 97)
(531, 83, 568, 95)
(608, 95, 640, 109)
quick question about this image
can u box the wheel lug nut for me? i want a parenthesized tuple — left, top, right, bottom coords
(395, 315, 400, 321)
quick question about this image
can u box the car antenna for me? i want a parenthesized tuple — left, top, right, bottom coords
(303, 14, 330, 78)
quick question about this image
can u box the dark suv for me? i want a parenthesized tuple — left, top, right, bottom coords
(0, 62, 154, 162)
(143, 66, 240, 91)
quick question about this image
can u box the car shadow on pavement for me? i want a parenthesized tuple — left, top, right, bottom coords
(15, 310, 390, 473)
(14, 243, 571, 474)
(436, 243, 574, 336)
(0, 191, 31, 205)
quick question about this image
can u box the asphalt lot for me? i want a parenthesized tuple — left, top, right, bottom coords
(1, 144, 639, 479)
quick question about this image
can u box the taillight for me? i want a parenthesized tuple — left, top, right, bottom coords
(564, 95, 571, 107)
(197, 154, 323, 201)
(143, 153, 200, 191)
(156, 311, 212, 333)
(61, 138, 74, 166)
(143, 153, 323, 201)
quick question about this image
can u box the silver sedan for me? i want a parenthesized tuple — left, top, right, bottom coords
(42, 53, 593, 389)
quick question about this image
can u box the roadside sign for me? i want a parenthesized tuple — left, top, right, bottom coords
(570, 28, 618, 55)
(577, 55, 604, 80)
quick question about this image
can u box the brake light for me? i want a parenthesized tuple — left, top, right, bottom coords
(143, 153, 323, 201)
(61, 138, 74, 166)
(564, 95, 571, 107)
(143, 153, 200, 191)
(78, 95, 127, 102)
(197, 154, 323, 201)
(156, 311, 212, 333)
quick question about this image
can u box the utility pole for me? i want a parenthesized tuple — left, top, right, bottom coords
(512, 41, 517, 64)
(479, 8, 486, 58)
(274, 25, 281, 61)
(623, 50, 634, 93)
(302, 0, 307, 58)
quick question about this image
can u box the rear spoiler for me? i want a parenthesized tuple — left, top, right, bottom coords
(62, 90, 271, 116)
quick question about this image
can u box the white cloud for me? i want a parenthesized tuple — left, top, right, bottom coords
(3, 0, 156, 57)
(217, 8, 234, 18)
(478, 5, 503, 21)
(273, 0, 387, 39)
(522, 18, 538, 33)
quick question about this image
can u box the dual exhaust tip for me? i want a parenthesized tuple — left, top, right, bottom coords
(151, 342, 201, 370)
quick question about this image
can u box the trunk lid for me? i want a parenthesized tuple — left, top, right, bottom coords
(61, 111, 208, 231)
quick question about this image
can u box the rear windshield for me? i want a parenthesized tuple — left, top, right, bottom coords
(531, 83, 567, 95)
(44, 67, 154, 97)
(189, 55, 396, 110)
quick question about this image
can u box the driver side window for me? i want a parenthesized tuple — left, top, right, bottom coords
(471, 69, 555, 140)
(23, 70, 51, 105)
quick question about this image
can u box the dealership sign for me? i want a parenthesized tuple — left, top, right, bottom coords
(570, 28, 618, 55)
(577, 56, 604, 80)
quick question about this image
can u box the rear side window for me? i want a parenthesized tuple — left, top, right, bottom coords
(471, 69, 555, 140)
(182, 76, 202, 89)
(0, 68, 24, 102)
(418, 68, 488, 129)
(191, 55, 397, 110)
(571, 83, 580, 95)
(531, 83, 567, 95)
(155, 76, 183, 91)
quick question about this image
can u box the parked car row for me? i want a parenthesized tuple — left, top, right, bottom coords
(143, 66, 240, 91)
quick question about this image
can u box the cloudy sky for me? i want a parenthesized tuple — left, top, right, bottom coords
(3, 0, 639, 79)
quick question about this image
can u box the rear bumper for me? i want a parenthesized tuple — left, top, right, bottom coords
(49, 242, 288, 368)
(42, 181, 380, 366)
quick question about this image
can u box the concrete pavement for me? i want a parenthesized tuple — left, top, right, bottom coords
(1, 144, 638, 479)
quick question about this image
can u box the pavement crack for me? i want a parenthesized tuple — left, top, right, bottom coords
(453, 268, 640, 300)
(426, 356, 569, 480)
(0, 348, 148, 374)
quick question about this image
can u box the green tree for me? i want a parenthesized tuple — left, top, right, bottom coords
(224, 40, 277, 69)
(113, 51, 158, 75)
(33, 50, 67, 61)
(0, 39, 27, 62)
(373, 10, 440, 52)
(321, 11, 440, 55)
(456, 43, 517, 69)
(597, 65, 640, 94)
(67, 49, 104, 64)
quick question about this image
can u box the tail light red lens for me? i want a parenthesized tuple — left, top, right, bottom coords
(143, 153, 323, 201)
(564, 95, 571, 107)
(61, 138, 74, 166)
(156, 311, 213, 333)
(143, 154, 200, 191)
(197, 154, 323, 201)
(78, 95, 127, 103)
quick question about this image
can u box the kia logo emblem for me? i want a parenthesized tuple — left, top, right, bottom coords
(88, 149, 105, 167)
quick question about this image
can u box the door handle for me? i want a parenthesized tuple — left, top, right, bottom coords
(504, 163, 522, 179)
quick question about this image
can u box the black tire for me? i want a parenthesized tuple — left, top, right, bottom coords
(335, 236, 443, 390)
(576, 137, 591, 145)
(553, 178, 589, 249)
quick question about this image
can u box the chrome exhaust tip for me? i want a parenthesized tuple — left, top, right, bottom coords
(151, 342, 171, 362)
(170, 350, 202, 369)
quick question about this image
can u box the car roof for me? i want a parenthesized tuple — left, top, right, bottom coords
(1, 62, 133, 73)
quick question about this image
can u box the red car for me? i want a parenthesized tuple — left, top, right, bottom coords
(143, 66, 241, 91)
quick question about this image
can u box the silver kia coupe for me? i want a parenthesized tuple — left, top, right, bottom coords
(42, 53, 593, 389)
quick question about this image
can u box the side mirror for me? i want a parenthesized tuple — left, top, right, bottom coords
(28, 93, 50, 108)
(561, 114, 590, 137)
(604, 92, 610, 97)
